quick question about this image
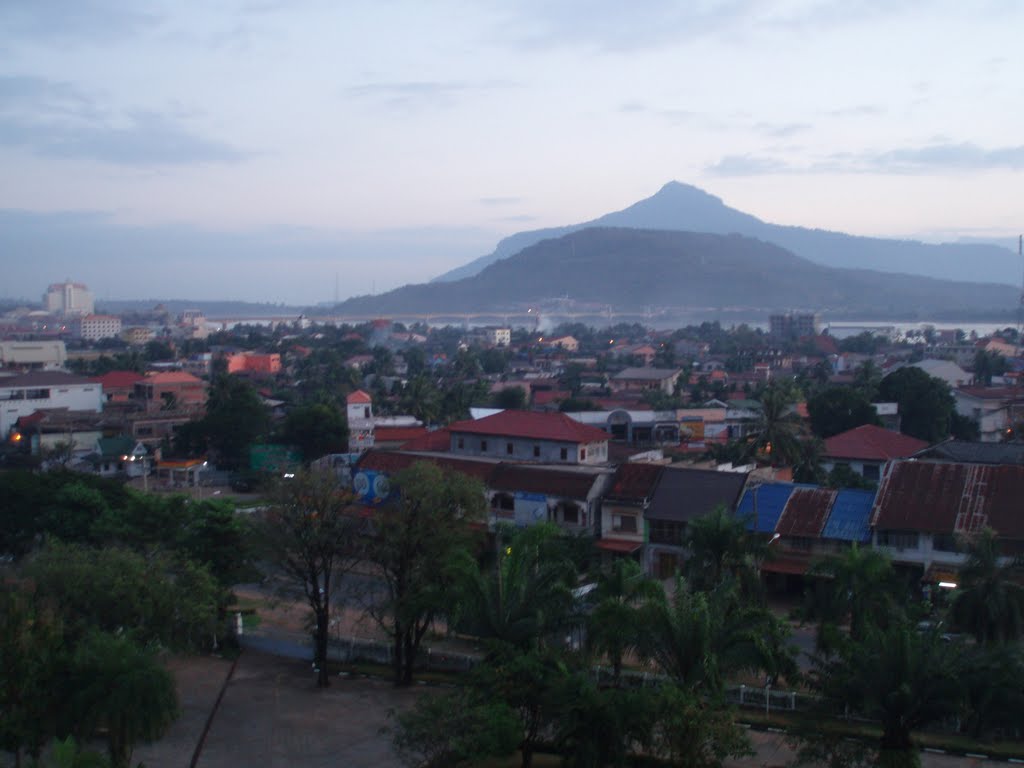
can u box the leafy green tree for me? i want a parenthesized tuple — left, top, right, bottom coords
(973, 349, 1007, 386)
(200, 375, 271, 469)
(26, 542, 219, 651)
(0, 585, 64, 767)
(68, 631, 178, 768)
(648, 684, 752, 768)
(958, 643, 1024, 739)
(279, 402, 348, 462)
(258, 470, 360, 687)
(400, 374, 442, 424)
(586, 558, 661, 685)
(366, 462, 486, 685)
(492, 386, 528, 410)
(807, 386, 881, 439)
(391, 688, 520, 768)
(681, 505, 763, 595)
(809, 619, 963, 768)
(950, 527, 1024, 646)
(878, 367, 955, 443)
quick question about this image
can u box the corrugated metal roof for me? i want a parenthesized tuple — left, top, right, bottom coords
(489, 464, 602, 499)
(737, 483, 794, 534)
(777, 487, 836, 538)
(646, 466, 748, 523)
(605, 463, 664, 503)
(823, 489, 875, 542)
(871, 461, 1024, 538)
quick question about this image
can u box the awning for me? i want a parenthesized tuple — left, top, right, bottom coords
(760, 556, 810, 576)
(922, 564, 959, 584)
(595, 539, 643, 554)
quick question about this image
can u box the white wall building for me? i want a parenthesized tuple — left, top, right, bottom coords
(77, 314, 123, 341)
(0, 371, 103, 435)
(43, 281, 94, 317)
(0, 340, 67, 370)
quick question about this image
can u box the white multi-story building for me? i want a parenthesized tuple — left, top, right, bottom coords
(486, 327, 511, 347)
(76, 314, 123, 341)
(43, 281, 95, 317)
(0, 371, 103, 435)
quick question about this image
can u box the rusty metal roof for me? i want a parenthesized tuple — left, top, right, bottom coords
(871, 460, 1024, 538)
(777, 487, 836, 538)
(605, 462, 664, 503)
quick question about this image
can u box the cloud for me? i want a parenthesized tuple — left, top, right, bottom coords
(615, 101, 699, 125)
(500, 0, 755, 52)
(705, 154, 790, 176)
(344, 80, 515, 112)
(754, 121, 811, 138)
(865, 142, 1024, 172)
(826, 104, 885, 118)
(0, 76, 247, 166)
(479, 197, 523, 206)
(0, 0, 159, 45)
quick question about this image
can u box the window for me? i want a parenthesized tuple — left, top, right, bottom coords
(481, 440, 488, 452)
(612, 514, 637, 533)
(932, 533, 959, 552)
(506, 442, 514, 455)
(877, 530, 919, 550)
(457, 437, 464, 449)
(862, 463, 880, 482)
(533, 445, 540, 458)
(493, 493, 514, 511)
(580, 448, 587, 461)
(649, 520, 684, 546)
(561, 505, 579, 524)
(364, 407, 370, 418)
(560, 447, 568, 461)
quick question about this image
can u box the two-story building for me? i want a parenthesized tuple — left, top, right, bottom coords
(610, 367, 681, 396)
(598, 462, 664, 561)
(822, 424, 929, 482)
(0, 371, 103, 435)
(448, 410, 610, 465)
(133, 372, 207, 414)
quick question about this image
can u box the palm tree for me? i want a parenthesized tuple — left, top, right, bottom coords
(745, 383, 803, 467)
(454, 524, 577, 651)
(681, 504, 764, 596)
(811, 618, 963, 768)
(586, 558, 661, 685)
(950, 527, 1024, 646)
(805, 543, 902, 652)
(639, 579, 796, 695)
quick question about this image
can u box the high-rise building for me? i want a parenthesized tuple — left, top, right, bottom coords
(43, 280, 94, 317)
(769, 312, 821, 340)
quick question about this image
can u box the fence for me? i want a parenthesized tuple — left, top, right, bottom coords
(325, 636, 477, 674)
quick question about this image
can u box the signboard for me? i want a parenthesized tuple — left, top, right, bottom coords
(514, 491, 549, 527)
(353, 470, 393, 505)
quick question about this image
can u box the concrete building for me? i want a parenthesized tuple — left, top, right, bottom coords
(0, 371, 103, 435)
(76, 314, 123, 341)
(133, 372, 207, 414)
(486, 327, 511, 347)
(43, 281, 94, 316)
(610, 367, 682, 396)
(0, 340, 67, 371)
(769, 313, 821, 340)
(449, 410, 609, 465)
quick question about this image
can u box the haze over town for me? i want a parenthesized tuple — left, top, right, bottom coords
(2, 0, 1023, 304)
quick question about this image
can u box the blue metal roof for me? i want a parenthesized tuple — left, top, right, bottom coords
(738, 483, 796, 533)
(822, 488, 875, 542)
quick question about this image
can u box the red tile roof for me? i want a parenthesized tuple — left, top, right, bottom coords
(605, 463, 664, 503)
(872, 461, 1024, 538)
(347, 390, 372, 404)
(143, 371, 203, 385)
(595, 539, 642, 554)
(398, 428, 451, 452)
(356, 450, 495, 483)
(92, 370, 145, 389)
(776, 487, 836, 538)
(824, 424, 929, 462)
(532, 390, 570, 406)
(449, 410, 609, 444)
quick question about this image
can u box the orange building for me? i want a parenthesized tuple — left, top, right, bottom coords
(225, 352, 282, 375)
(134, 371, 207, 413)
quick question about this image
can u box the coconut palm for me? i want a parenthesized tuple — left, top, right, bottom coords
(950, 527, 1024, 646)
(745, 383, 804, 467)
(681, 504, 764, 596)
(805, 543, 903, 652)
(586, 558, 662, 685)
(454, 524, 577, 651)
(811, 618, 963, 768)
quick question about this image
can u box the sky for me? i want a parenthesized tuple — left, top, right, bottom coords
(1, 0, 1022, 305)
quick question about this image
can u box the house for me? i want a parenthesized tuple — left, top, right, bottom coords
(347, 390, 374, 453)
(907, 359, 971, 389)
(566, 408, 681, 446)
(870, 460, 1024, 582)
(11, 409, 105, 458)
(92, 370, 144, 403)
(736, 482, 874, 589)
(485, 327, 511, 347)
(225, 352, 282, 376)
(598, 462, 664, 561)
(0, 340, 67, 371)
(0, 371, 103, 435)
(540, 335, 579, 352)
(822, 424, 929, 482)
(74, 314, 122, 341)
(913, 439, 1024, 466)
(953, 387, 1024, 442)
(644, 467, 749, 578)
(448, 410, 610, 465)
(487, 463, 611, 535)
(133, 372, 207, 414)
(610, 367, 681, 396)
(91, 436, 149, 477)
